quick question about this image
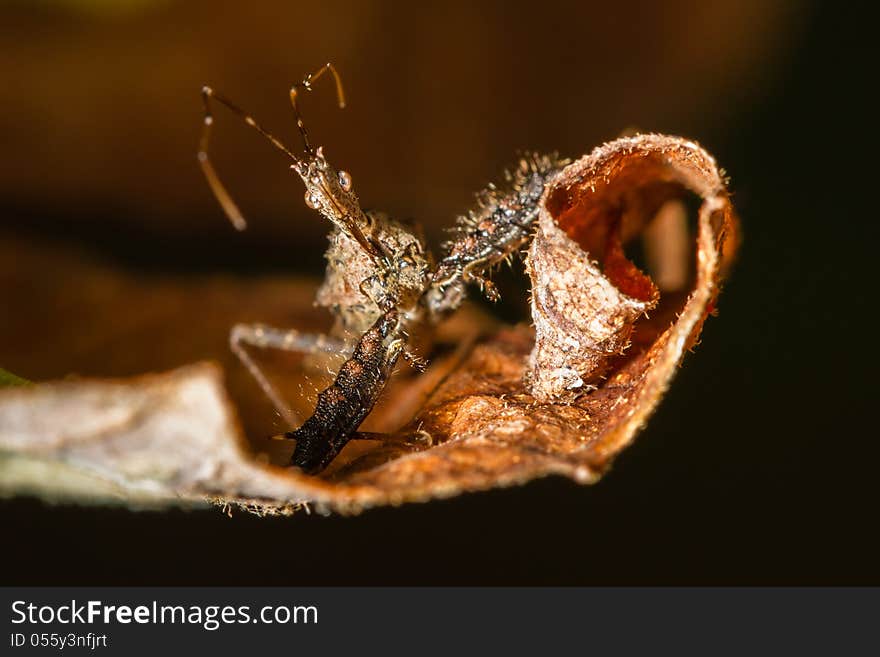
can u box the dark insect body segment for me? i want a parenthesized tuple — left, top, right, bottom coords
(286, 310, 403, 474)
(426, 153, 566, 314)
(199, 65, 567, 473)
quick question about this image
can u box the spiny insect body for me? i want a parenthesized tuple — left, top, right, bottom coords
(199, 63, 566, 473)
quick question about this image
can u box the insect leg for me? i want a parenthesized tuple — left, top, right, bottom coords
(198, 86, 300, 230)
(462, 262, 501, 302)
(230, 323, 346, 429)
(284, 309, 404, 474)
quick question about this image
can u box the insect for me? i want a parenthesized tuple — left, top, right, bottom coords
(198, 63, 566, 473)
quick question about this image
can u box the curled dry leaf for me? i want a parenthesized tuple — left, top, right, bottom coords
(0, 134, 738, 514)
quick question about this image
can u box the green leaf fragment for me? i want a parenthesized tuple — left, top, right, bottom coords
(0, 368, 31, 387)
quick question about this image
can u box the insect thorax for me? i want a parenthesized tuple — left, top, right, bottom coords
(316, 210, 431, 344)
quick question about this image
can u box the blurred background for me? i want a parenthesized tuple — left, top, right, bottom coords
(1, 0, 875, 584)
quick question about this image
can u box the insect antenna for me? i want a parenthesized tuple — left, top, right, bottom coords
(198, 86, 301, 230)
(288, 62, 346, 153)
(286, 64, 387, 266)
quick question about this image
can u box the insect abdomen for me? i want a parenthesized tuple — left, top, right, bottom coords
(431, 153, 564, 294)
(286, 310, 402, 473)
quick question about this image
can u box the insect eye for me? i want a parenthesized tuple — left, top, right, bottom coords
(338, 170, 352, 191)
(304, 191, 320, 209)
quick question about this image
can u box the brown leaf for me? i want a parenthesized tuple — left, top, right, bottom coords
(0, 134, 738, 514)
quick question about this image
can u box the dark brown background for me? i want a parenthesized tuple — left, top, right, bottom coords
(1, 0, 874, 584)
